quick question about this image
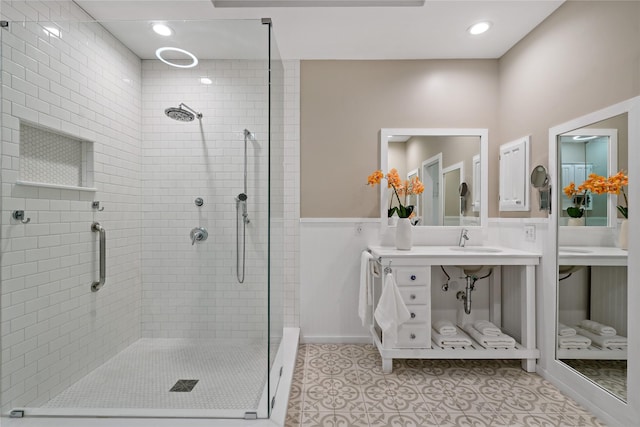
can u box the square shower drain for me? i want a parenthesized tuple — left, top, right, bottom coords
(169, 379, 199, 392)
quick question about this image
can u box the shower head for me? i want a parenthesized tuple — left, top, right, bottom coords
(164, 103, 203, 122)
(237, 193, 248, 202)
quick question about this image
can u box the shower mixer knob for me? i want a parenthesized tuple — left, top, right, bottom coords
(190, 227, 208, 245)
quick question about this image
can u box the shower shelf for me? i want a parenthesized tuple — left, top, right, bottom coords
(19, 122, 95, 191)
(16, 180, 97, 192)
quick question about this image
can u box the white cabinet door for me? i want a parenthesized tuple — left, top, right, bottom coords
(499, 136, 530, 211)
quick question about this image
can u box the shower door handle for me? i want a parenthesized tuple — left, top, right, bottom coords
(91, 222, 106, 292)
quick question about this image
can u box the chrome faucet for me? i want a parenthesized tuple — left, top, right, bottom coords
(458, 228, 469, 247)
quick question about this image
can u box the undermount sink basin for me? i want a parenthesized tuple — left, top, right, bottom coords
(449, 246, 502, 253)
(559, 247, 592, 254)
(456, 265, 491, 275)
(448, 247, 500, 275)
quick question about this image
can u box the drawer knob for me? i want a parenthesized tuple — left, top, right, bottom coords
(410, 333, 416, 339)
(410, 312, 416, 319)
(410, 275, 416, 281)
(410, 294, 416, 300)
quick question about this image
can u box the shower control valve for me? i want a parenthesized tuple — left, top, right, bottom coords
(190, 227, 208, 245)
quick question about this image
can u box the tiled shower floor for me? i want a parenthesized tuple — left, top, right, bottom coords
(285, 344, 607, 427)
(44, 338, 268, 410)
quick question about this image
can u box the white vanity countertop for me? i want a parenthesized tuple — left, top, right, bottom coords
(559, 246, 628, 266)
(368, 245, 541, 266)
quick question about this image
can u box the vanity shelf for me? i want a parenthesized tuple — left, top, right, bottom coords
(558, 246, 627, 361)
(367, 245, 541, 373)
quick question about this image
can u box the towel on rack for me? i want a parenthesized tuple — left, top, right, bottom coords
(463, 323, 516, 349)
(558, 323, 576, 337)
(574, 327, 627, 349)
(374, 273, 411, 344)
(432, 328, 472, 347)
(578, 319, 616, 336)
(433, 320, 457, 336)
(558, 335, 591, 349)
(472, 320, 502, 336)
(359, 251, 375, 327)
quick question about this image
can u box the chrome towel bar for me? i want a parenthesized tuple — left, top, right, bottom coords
(91, 222, 106, 292)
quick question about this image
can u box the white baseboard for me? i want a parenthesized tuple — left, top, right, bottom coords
(300, 335, 371, 344)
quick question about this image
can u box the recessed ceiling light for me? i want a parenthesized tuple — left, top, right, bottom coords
(573, 135, 598, 141)
(468, 21, 491, 36)
(200, 77, 213, 85)
(155, 47, 199, 69)
(152, 23, 173, 37)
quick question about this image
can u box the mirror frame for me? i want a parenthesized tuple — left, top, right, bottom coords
(547, 96, 639, 416)
(380, 128, 488, 234)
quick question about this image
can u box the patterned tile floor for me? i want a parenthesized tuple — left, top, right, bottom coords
(286, 344, 607, 427)
(562, 359, 626, 401)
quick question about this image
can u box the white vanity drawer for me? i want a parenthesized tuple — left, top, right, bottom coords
(395, 325, 430, 348)
(395, 268, 428, 286)
(398, 286, 429, 305)
(405, 304, 428, 324)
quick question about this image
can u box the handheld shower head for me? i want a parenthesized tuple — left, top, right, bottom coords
(164, 103, 203, 122)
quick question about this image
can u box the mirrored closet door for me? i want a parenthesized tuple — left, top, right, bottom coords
(552, 105, 633, 402)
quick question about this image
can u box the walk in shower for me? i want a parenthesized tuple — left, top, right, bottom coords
(0, 5, 287, 422)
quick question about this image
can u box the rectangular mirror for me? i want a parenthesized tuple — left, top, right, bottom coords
(380, 128, 488, 229)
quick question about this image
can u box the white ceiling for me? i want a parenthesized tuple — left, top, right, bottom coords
(74, 0, 564, 60)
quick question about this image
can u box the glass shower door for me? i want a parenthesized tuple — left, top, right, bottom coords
(0, 10, 283, 419)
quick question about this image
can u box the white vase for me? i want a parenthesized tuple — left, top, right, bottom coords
(619, 219, 628, 250)
(567, 217, 585, 226)
(388, 216, 398, 227)
(396, 218, 412, 250)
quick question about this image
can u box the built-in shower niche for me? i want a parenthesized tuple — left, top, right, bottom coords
(18, 122, 96, 191)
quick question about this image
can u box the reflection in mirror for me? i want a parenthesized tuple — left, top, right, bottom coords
(558, 115, 626, 227)
(407, 169, 420, 224)
(557, 260, 627, 401)
(459, 182, 468, 217)
(382, 129, 486, 227)
(442, 164, 463, 225)
(553, 108, 631, 403)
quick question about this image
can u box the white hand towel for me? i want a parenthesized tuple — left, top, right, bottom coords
(558, 323, 576, 337)
(432, 328, 472, 347)
(579, 319, 616, 336)
(374, 273, 411, 345)
(463, 323, 516, 349)
(473, 320, 502, 336)
(359, 251, 375, 327)
(433, 320, 457, 336)
(574, 327, 627, 349)
(558, 335, 591, 349)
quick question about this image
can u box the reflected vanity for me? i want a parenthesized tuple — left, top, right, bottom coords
(551, 105, 633, 403)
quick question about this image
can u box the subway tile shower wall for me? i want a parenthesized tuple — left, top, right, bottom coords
(1, 1, 143, 412)
(0, 0, 302, 412)
(140, 59, 270, 340)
